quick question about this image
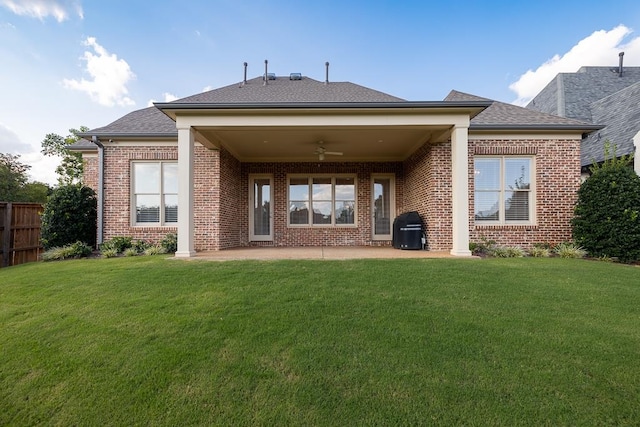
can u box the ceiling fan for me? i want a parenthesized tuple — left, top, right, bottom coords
(314, 141, 343, 161)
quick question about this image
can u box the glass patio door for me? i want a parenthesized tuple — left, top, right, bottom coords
(372, 175, 394, 240)
(249, 175, 273, 241)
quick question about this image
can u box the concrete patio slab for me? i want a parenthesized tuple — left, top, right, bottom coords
(185, 247, 460, 261)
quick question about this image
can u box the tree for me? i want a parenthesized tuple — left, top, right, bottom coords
(20, 182, 51, 203)
(0, 153, 51, 203)
(0, 153, 29, 201)
(572, 143, 640, 263)
(41, 185, 97, 249)
(41, 126, 88, 185)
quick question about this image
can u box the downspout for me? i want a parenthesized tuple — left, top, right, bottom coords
(634, 130, 640, 176)
(91, 136, 105, 246)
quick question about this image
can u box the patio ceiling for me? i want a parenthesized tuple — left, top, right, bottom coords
(196, 125, 453, 162)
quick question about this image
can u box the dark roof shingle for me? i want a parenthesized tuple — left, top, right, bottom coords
(445, 90, 598, 128)
(172, 76, 406, 104)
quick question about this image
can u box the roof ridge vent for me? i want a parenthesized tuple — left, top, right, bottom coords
(289, 73, 302, 80)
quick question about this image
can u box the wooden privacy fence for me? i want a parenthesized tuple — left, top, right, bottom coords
(0, 202, 43, 268)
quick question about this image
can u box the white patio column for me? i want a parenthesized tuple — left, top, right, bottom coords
(175, 125, 196, 257)
(450, 125, 472, 256)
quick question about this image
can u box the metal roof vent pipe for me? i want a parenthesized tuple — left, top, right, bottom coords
(619, 52, 624, 77)
(243, 62, 248, 86)
(325, 61, 330, 84)
(264, 59, 268, 85)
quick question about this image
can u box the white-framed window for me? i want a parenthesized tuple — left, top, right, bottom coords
(288, 175, 356, 226)
(131, 161, 178, 226)
(474, 156, 534, 224)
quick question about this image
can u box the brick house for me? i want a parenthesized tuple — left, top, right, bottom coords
(72, 70, 599, 257)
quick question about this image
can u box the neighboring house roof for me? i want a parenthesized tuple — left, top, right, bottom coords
(582, 81, 640, 164)
(526, 65, 640, 166)
(445, 90, 600, 130)
(173, 76, 406, 103)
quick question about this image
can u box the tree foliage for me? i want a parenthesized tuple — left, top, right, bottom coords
(41, 185, 97, 249)
(41, 126, 88, 185)
(0, 153, 50, 203)
(0, 153, 28, 201)
(572, 144, 640, 263)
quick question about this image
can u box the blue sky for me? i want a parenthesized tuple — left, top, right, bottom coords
(1, 0, 640, 184)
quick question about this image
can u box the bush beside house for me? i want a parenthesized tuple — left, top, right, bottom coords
(40, 185, 97, 250)
(572, 154, 640, 263)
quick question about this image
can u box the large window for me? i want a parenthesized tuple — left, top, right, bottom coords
(132, 162, 178, 225)
(474, 157, 533, 224)
(288, 176, 356, 226)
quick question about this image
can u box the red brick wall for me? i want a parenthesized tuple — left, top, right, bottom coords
(193, 145, 219, 250)
(469, 138, 581, 249)
(239, 162, 404, 247)
(218, 147, 243, 249)
(95, 135, 580, 252)
(83, 155, 99, 192)
(100, 146, 179, 244)
(403, 142, 453, 250)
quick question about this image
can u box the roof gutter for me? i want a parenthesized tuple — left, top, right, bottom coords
(78, 132, 177, 140)
(470, 123, 604, 133)
(154, 100, 493, 121)
(154, 100, 492, 110)
(91, 136, 105, 247)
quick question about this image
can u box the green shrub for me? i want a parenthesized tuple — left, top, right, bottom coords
(132, 240, 150, 253)
(529, 246, 551, 258)
(470, 236, 496, 257)
(144, 245, 167, 256)
(554, 242, 587, 259)
(42, 241, 93, 261)
(160, 233, 177, 253)
(101, 248, 119, 258)
(123, 248, 139, 257)
(572, 146, 640, 263)
(41, 185, 97, 250)
(100, 236, 133, 254)
(491, 246, 525, 258)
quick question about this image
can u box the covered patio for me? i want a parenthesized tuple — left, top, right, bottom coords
(154, 101, 489, 258)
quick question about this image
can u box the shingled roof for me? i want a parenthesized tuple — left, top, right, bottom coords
(526, 65, 640, 166)
(83, 106, 177, 138)
(172, 76, 406, 104)
(75, 77, 597, 153)
(445, 90, 599, 130)
(582, 81, 640, 164)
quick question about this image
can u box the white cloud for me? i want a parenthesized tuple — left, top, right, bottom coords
(0, 122, 32, 154)
(510, 25, 640, 106)
(21, 151, 60, 185)
(202, 85, 213, 92)
(147, 92, 178, 107)
(0, 0, 83, 22)
(63, 37, 136, 107)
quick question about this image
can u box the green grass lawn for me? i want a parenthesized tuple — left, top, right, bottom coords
(1, 256, 639, 426)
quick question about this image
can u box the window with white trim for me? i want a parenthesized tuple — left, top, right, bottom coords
(132, 161, 178, 225)
(474, 157, 534, 224)
(288, 176, 356, 226)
